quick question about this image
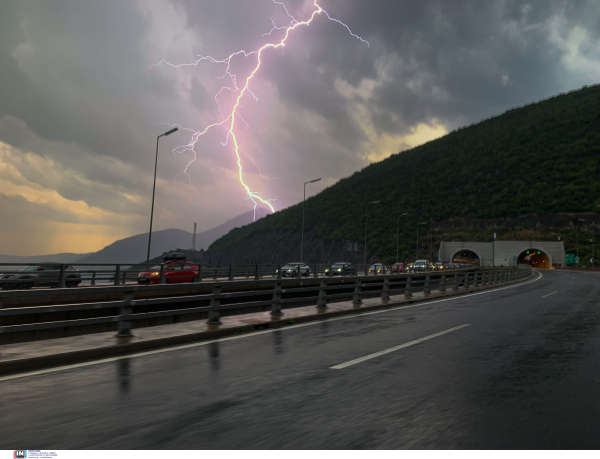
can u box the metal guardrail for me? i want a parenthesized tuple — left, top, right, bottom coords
(0, 268, 531, 340)
(0, 262, 470, 291)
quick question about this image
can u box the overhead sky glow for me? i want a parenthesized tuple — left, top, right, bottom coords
(159, 0, 369, 219)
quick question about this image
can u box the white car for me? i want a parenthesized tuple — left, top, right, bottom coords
(413, 260, 430, 272)
(276, 263, 311, 277)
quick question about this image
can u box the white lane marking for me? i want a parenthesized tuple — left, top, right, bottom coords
(0, 271, 543, 382)
(542, 291, 559, 298)
(569, 282, 573, 285)
(330, 324, 471, 370)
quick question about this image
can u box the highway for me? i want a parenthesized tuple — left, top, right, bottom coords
(2, 269, 600, 449)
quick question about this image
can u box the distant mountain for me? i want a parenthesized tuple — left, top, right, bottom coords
(0, 253, 92, 264)
(75, 208, 271, 265)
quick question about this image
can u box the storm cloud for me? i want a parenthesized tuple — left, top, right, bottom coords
(0, 0, 598, 254)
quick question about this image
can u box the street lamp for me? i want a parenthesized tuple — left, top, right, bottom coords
(416, 221, 427, 261)
(593, 223, 596, 272)
(577, 218, 585, 268)
(431, 228, 440, 261)
(364, 201, 381, 267)
(146, 127, 179, 268)
(396, 212, 408, 262)
(301, 178, 321, 263)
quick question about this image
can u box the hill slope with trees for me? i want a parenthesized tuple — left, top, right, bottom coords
(207, 84, 600, 264)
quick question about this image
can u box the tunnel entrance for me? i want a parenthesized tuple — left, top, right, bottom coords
(452, 250, 480, 266)
(517, 249, 550, 269)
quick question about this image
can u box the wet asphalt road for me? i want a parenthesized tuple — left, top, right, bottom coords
(2, 269, 600, 449)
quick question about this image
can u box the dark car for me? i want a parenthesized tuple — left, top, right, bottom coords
(325, 262, 356, 276)
(138, 260, 198, 284)
(0, 264, 81, 289)
(368, 263, 385, 275)
(391, 262, 408, 274)
(276, 263, 311, 277)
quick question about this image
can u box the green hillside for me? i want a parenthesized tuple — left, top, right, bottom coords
(209, 84, 600, 261)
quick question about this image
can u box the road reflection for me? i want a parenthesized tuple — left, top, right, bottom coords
(208, 342, 220, 371)
(272, 330, 284, 355)
(118, 358, 131, 393)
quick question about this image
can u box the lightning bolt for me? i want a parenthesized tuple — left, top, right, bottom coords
(160, 0, 368, 219)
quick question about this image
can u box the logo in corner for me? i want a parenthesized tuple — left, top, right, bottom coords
(14, 452, 27, 459)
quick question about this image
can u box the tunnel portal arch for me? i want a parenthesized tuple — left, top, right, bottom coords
(517, 248, 550, 269)
(451, 249, 481, 266)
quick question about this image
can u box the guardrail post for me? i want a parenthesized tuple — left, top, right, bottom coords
(59, 264, 66, 288)
(277, 264, 282, 279)
(254, 264, 260, 281)
(196, 265, 203, 282)
(159, 263, 166, 284)
(352, 278, 362, 305)
(381, 276, 390, 303)
(439, 273, 446, 292)
(453, 273, 460, 290)
(228, 264, 233, 281)
(314, 264, 318, 278)
(271, 282, 283, 316)
(317, 280, 327, 309)
(208, 285, 222, 324)
(473, 271, 479, 288)
(423, 275, 431, 294)
(465, 272, 473, 289)
(404, 276, 413, 298)
(91, 271, 96, 286)
(117, 290, 135, 337)
(113, 265, 121, 287)
(364, 264, 368, 276)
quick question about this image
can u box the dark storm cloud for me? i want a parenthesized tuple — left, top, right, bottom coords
(0, 0, 598, 254)
(318, 0, 599, 132)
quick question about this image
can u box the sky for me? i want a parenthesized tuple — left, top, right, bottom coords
(0, 0, 599, 255)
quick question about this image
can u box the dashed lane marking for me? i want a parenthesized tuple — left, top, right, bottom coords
(542, 291, 559, 298)
(330, 324, 471, 369)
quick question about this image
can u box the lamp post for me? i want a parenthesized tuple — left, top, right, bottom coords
(146, 127, 179, 268)
(396, 212, 408, 262)
(416, 221, 427, 261)
(577, 218, 585, 268)
(301, 178, 321, 263)
(364, 201, 381, 266)
(431, 228, 440, 261)
(594, 206, 600, 271)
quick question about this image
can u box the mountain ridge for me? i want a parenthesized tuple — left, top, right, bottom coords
(206, 83, 600, 263)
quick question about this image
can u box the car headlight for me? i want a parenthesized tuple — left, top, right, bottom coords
(337, 268, 342, 272)
(150, 272, 160, 276)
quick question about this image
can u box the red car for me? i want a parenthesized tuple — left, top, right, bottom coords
(137, 261, 198, 284)
(391, 262, 408, 274)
